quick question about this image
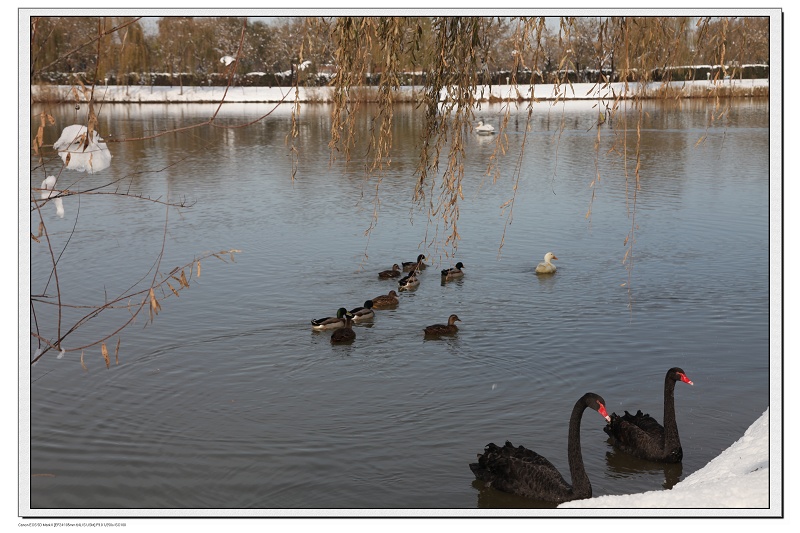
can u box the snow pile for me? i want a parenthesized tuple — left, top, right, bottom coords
(39, 176, 64, 218)
(53, 124, 112, 174)
(30, 78, 769, 104)
(561, 409, 770, 508)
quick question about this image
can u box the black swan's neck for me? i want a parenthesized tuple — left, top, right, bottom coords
(662, 375, 680, 449)
(566, 399, 591, 499)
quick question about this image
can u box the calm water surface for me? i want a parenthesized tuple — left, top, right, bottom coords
(28, 99, 770, 510)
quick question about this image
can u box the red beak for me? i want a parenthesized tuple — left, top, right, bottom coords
(597, 403, 611, 422)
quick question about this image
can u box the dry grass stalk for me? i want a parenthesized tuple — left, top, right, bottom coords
(101, 342, 110, 368)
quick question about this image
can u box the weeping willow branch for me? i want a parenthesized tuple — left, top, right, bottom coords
(29, 19, 257, 366)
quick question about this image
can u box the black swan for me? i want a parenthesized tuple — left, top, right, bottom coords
(603, 367, 693, 463)
(470, 392, 610, 503)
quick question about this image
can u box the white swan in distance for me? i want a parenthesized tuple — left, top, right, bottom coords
(53, 124, 112, 174)
(535, 252, 558, 274)
(476, 120, 495, 135)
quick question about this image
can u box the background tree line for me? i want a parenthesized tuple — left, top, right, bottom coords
(30, 16, 770, 88)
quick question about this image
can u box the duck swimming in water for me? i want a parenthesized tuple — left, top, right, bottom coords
(402, 254, 427, 272)
(441, 262, 465, 281)
(398, 271, 420, 291)
(311, 307, 350, 331)
(535, 252, 558, 274)
(371, 290, 399, 309)
(349, 300, 375, 322)
(378, 264, 402, 279)
(330, 314, 356, 344)
(424, 314, 461, 336)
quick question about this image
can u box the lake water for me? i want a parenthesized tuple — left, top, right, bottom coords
(27, 98, 771, 512)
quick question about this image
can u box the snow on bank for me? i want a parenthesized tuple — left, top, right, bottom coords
(560, 409, 771, 510)
(30, 79, 769, 104)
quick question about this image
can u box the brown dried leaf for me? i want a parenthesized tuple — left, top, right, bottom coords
(167, 282, 180, 297)
(196, 261, 201, 277)
(179, 270, 189, 288)
(149, 288, 161, 316)
(115, 337, 121, 365)
(33, 126, 45, 156)
(80, 350, 87, 372)
(101, 343, 110, 369)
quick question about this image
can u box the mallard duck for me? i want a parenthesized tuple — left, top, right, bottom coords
(378, 264, 402, 279)
(402, 254, 427, 271)
(441, 261, 465, 280)
(372, 290, 399, 309)
(535, 252, 558, 274)
(330, 314, 356, 344)
(398, 271, 420, 291)
(476, 120, 496, 135)
(424, 314, 461, 336)
(349, 300, 375, 322)
(311, 307, 350, 331)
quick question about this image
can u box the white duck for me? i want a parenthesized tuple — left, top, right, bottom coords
(476, 120, 495, 135)
(535, 252, 558, 274)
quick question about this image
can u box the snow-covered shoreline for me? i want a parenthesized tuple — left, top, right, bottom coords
(30, 78, 769, 104)
(560, 409, 771, 511)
